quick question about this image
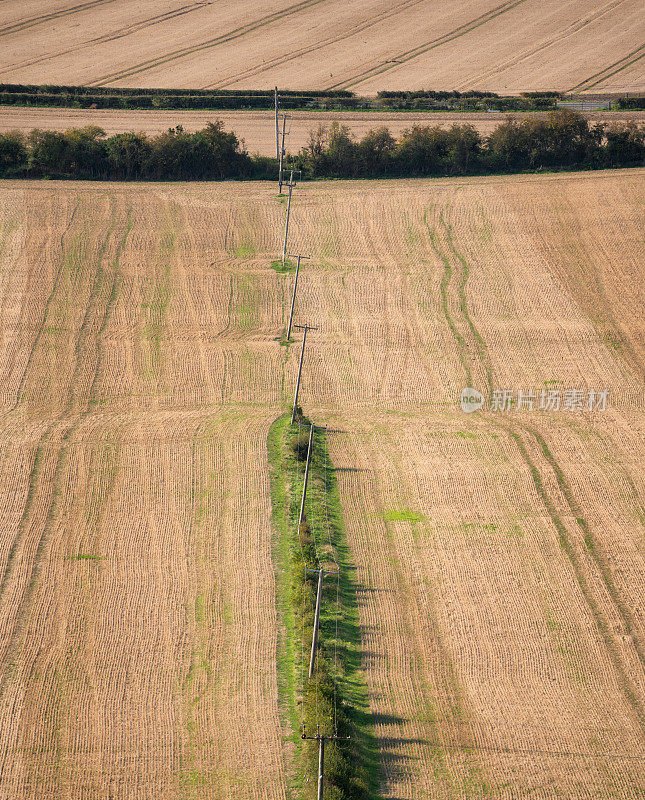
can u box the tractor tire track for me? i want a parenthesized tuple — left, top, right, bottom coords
(88, 0, 330, 87)
(0, 0, 115, 38)
(203, 0, 431, 90)
(8, 202, 79, 415)
(87, 206, 133, 407)
(493, 420, 645, 730)
(326, 0, 528, 90)
(523, 420, 645, 673)
(460, 0, 627, 90)
(0, 3, 211, 78)
(67, 201, 118, 413)
(434, 202, 645, 729)
(570, 42, 645, 92)
(0, 201, 132, 701)
(0, 425, 54, 604)
(0, 420, 75, 694)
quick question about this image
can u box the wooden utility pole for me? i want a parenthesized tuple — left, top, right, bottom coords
(301, 728, 349, 800)
(309, 565, 324, 678)
(274, 86, 279, 162)
(282, 170, 295, 267)
(305, 564, 338, 678)
(286, 253, 308, 341)
(278, 113, 290, 194)
(299, 422, 315, 526)
(291, 323, 318, 424)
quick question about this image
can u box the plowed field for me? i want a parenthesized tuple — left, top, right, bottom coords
(0, 0, 642, 93)
(0, 169, 643, 798)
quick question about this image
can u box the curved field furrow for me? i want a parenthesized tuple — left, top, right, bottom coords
(425, 195, 645, 718)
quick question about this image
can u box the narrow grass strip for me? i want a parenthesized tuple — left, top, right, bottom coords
(268, 411, 380, 799)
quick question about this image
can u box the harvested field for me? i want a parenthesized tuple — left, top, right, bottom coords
(0, 0, 643, 93)
(0, 170, 644, 798)
(1, 106, 644, 158)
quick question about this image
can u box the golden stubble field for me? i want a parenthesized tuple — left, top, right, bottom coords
(0, 0, 643, 93)
(0, 169, 643, 799)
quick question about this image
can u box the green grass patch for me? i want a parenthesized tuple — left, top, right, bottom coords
(268, 412, 380, 800)
(67, 553, 105, 561)
(383, 508, 424, 523)
(271, 258, 296, 273)
(234, 243, 255, 258)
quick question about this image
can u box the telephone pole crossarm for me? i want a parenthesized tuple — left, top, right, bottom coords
(301, 730, 350, 800)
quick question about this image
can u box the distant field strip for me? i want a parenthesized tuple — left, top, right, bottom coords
(202, 0, 431, 90)
(88, 0, 329, 87)
(0, 3, 213, 78)
(325, 0, 528, 89)
(0, 0, 641, 93)
(458, 0, 628, 90)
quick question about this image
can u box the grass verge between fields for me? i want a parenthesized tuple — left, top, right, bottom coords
(268, 411, 380, 799)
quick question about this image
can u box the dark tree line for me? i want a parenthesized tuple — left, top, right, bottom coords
(294, 111, 645, 178)
(0, 110, 642, 181)
(0, 122, 253, 180)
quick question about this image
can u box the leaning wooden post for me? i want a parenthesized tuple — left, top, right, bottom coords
(309, 566, 324, 678)
(278, 113, 288, 194)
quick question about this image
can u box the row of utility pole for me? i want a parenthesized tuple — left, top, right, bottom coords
(274, 87, 348, 800)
